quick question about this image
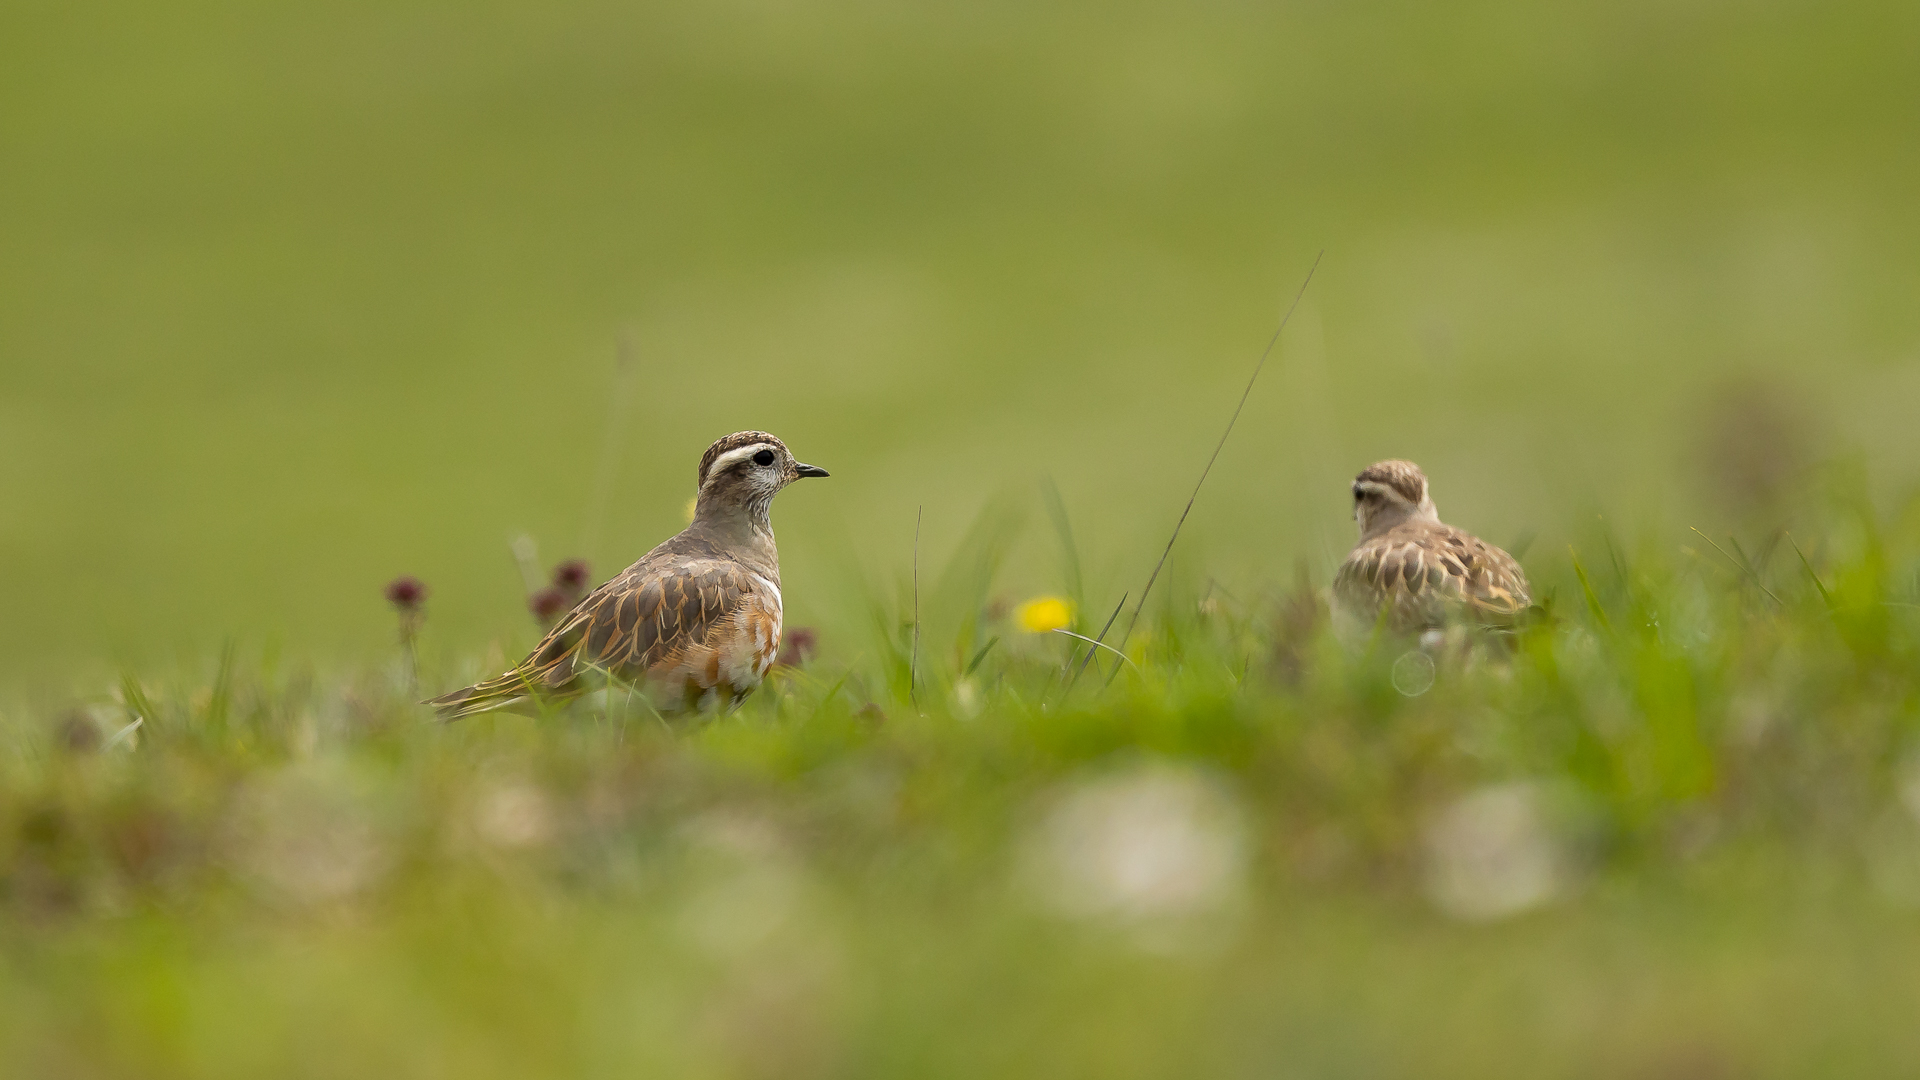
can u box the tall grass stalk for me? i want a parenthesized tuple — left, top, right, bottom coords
(1109, 252, 1323, 680)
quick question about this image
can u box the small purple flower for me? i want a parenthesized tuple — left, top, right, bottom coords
(776, 627, 818, 668)
(552, 559, 591, 600)
(529, 585, 571, 626)
(384, 575, 428, 693)
(385, 576, 428, 612)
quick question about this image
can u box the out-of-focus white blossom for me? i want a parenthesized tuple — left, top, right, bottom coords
(1423, 781, 1564, 922)
(474, 779, 556, 849)
(952, 677, 983, 719)
(226, 763, 393, 904)
(1023, 763, 1248, 929)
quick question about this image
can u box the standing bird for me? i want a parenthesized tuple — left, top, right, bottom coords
(1331, 460, 1530, 641)
(430, 431, 828, 720)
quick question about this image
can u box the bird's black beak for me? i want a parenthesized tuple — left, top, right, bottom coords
(795, 463, 830, 478)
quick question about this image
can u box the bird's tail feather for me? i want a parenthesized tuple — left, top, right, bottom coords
(426, 670, 548, 722)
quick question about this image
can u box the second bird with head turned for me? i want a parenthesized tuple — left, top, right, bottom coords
(430, 431, 828, 720)
(1331, 459, 1530, 641)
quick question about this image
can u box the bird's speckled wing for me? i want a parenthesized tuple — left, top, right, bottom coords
(431, 541, 779, 719)
(522, 558, 767, 689)
(1334, 523, 1530, 634)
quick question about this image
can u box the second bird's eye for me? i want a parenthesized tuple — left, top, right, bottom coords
(753, 450, 776, 467)
(1352, 485, 1365, 500)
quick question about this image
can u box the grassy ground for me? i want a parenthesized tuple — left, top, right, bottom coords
(7, 481, 1920, 1076)
(7, 0, 1920, 1073)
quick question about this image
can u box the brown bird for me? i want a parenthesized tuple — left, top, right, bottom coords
(1331, 459, 1529, 640)
(430, 431, 828, 720)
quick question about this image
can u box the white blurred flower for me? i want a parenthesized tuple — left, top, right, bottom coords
(952, 677, 983, 719)
(473, 779, 555, 849)
(1423, 781, 1565, 922)
(1023, 763, 1248, 927)
(226, 762, 393, 904)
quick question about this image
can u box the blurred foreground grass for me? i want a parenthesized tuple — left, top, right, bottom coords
(9, 482, 1920, 1076)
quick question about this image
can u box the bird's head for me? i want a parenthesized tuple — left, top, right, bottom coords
(1350, 459, 1438, 538)
(693, 431, 829, 525)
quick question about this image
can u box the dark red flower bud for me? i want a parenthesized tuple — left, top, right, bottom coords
(552, 559, 591, 598)
(384, 576, 428, 612)
(529, 585, 571, 625)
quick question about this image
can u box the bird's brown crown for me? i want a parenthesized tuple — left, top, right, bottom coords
(1354, 459, 1428, 505)
(698, 431, 788, 489)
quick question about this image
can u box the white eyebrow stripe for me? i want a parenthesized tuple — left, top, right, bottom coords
(1355, 479, 1411, 502)
(707, 444, 777, 474)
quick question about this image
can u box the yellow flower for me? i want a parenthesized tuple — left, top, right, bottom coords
(1016, 596, 1073, 634)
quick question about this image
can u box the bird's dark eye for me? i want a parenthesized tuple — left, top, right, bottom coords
(752, 449, 776, 467)
(1352, 484, 1366, 500)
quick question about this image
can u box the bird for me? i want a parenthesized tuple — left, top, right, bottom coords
(429, 431, 828, 720)
(1331, 459, 1530, 641)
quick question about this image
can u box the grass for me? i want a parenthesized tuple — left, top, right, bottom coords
(7, 478, 1920, 1076)
(6, 0, 1920, 1072)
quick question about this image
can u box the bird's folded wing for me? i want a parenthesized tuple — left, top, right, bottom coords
(519, 560, 758, 688)
(1456, 535, 1530, 616)
(1336, 527, 1529, 621)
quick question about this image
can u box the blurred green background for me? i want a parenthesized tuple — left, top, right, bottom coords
(2, 0, 1917, 685)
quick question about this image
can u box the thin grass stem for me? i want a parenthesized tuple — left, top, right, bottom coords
(910, 506, 922, 714)
(1107, 251, 1323, 684)
(1787, 533, 1833, 609)
(1690, 527, 1784, 606)
(1050, 629, 1139, 672)
(1061, 591, 1127, 697)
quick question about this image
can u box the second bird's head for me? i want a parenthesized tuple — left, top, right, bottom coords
(1350, 459, 1438, 538)
(694, 431, 829, 520)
